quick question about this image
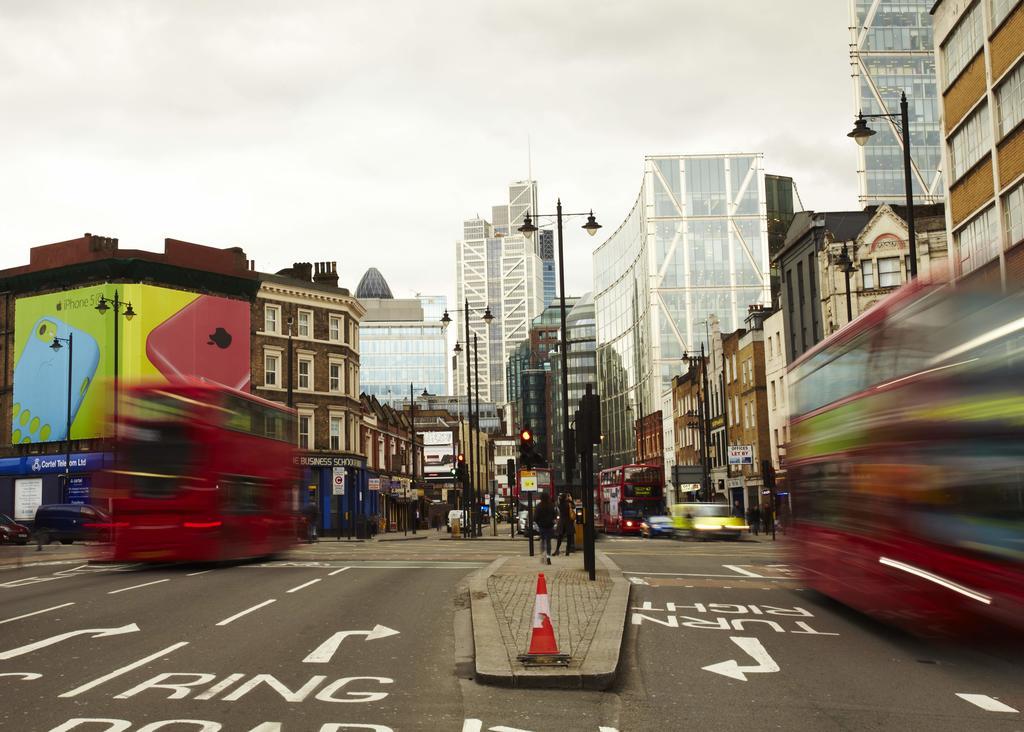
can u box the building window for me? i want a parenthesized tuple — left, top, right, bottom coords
(330, 416, 342, 451)
(1004, 180, 1024, 248)
(264, 305, 280, 334)
(298, 357, 313, 390)
(297, 309, 313, 338)
(941, 3, 982, 86)
(329, 315, 342, 342)
(298, 413, 312, 449)
(992, 0, 1017, 29)
(949, 103, 991, 180)
(329, 362, 342, 392)
(264, 353, 279, 387)
(878, 257, 901, 288)
(956, 207, 999, 274)
(771, 381, 777, 410)
(862, 260, 875, 289)
(998, 61, 1024, 138)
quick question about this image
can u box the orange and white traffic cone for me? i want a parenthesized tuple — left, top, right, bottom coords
(518, 573, 569, 665)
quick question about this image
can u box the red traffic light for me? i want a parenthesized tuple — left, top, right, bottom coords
(519, 428, 532, 442)
(457, 453, 465, 463)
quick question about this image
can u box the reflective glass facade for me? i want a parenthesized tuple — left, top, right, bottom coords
(593, 154, 771, 469)
(550, 292, 597, 482)
(360, 296, 447, 403)
(851, 0, 943, 205)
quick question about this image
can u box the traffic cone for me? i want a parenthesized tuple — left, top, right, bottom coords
(518, 573, 568, 665)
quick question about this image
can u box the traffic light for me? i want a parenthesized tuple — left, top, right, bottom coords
(519, 427, 535, 469)
(453, 453, 466, 480)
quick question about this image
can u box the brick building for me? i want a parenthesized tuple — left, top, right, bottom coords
(360, 394, 422, 533)
(251, 262, 368, 536)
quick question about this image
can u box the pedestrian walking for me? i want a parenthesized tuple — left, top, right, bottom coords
(534, 492, 556, 565)
(748, 505, 760, 536)
(303, 500, 320, 543)
(762, 504, 772, 535)
(554, 493, 575, 556)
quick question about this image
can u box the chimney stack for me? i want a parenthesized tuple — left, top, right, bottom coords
(291, 262, 313, 282)
(313, 261, 339, 288)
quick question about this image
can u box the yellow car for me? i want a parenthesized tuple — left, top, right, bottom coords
(670, 503, 749, 541)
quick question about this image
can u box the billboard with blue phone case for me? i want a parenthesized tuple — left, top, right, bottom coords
(13, 284, 251, 444)
(11, 317, 100, 444)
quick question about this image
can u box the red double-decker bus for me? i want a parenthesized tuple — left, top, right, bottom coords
(789, 276, 1024, 637)
(598, 464, 664, 534)
(105, 382, 298, 563)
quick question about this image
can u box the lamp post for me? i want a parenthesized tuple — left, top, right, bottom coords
(95, 291, 136, 466)
(519, 201, 601, 497)
(848, 91, 917, 278)
(683, 346, 711, 502)
(442, 302, 494, 538)
(49, 333, 73, 500)
(834, 243, 858, 325)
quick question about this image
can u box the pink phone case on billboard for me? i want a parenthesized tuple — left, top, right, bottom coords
(146, 295, 251, 390)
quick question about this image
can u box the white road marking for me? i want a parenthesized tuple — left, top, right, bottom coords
(0, 624, 140, 660)
(216, 599, 277, 627)
(186, 570, 213, 577)
(303, 625, 401, 663)
(287, 579, 322, 593)
(108, 579, 170, 595)
(328, 567, 350, 576)
(956, 694, 1019, 713)
(0, 602, 75, 625)
(624, 571, 753, 578)
(702, 637, 780, 681)
(724, 564, 763, 578)
(628, 576, 649, 586)
(59, 641, 189, 698)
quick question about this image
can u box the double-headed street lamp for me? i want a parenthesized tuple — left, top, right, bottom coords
(442, 301, 494, 537)
(848, 91, 918, 279)
(95, 291, 136, 451)
(49, 333, 74, 499)
(519, 201, 601, 495)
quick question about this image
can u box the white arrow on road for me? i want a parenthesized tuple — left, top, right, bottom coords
(303, 625, 400, 663)
(0, 623, 140, 660)
(701, 636, 779, 681)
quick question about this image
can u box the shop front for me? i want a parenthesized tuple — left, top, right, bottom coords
(0, 452, 113, 524)
(293, 453, 374, 538)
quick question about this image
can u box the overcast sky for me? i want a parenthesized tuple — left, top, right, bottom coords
(0, 0, 858, 302)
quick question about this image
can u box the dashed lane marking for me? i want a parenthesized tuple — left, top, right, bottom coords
(186, 570, 213, 576)
(956, 694, 1019, 713)
(724, 564, 764, 578)
(0, 602, 74, 625)
(328, 567, 350, 576)
(216, 599, 277, 627)
(286, 578, 322, 593)
(107, 579, 170, 595)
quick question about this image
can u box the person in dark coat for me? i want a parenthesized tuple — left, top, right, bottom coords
(302, 501, 320, 543)
(534, 492, 556, 565)
(748, 504, 761, 536)
(554, 493, 575, 556)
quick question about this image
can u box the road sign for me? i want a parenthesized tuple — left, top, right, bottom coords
(728, 445, 753, 465)
(332, 468, 346, 495)
(368, 478, 380, 491)
(520, 470, 538, 492)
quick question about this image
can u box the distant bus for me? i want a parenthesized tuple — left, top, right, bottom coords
(106, 382, 298, 563)
(598, 464, 664, 534)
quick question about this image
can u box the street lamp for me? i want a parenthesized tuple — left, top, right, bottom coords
(848, 91, 918, 278)
(95, 291, 137, 455)
(49, 333, 74, 499)
(682, 346, 711, 502)
(519, 200, 601, 496)
(442, 300, 494, 537)
(834, 243, 858, 325)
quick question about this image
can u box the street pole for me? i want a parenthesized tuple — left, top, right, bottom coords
(473, 333, 482, 537)
(527, 491, 535, 557)
(463, 302, 476, 539)
(410, 382, 417, 535)
(555, 199, 574, 496)
(843, 247, 853, 324)
(64, 332, 73, 500)
(900, 91, 918, 279)
(699, 343, 712, 503)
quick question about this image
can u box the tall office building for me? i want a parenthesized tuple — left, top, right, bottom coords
(550, 292, 597, 483)
(593, 154, 773, 469)
(539, 229, 556, 307)
(456, 181, 546, 410)
(357, 268, 447, 403)
(850, 0, 943, 205)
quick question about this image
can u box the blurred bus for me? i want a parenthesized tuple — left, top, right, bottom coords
(788, 277, 1024, 636)
(598, 464, 665, 534)
(106, 382, 298, 563)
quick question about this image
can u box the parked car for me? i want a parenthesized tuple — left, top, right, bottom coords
(33, 504, 113, 545)
(640, 515, 674, 539)
(0, 513, 30, 544)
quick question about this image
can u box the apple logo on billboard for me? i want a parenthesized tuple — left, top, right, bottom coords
(207, 328, 233, 349)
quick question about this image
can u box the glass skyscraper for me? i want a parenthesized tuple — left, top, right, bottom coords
(593, 154, 772, 468)
(550, 292, 597, 483)
(357, 268, 447, 403)
(850, 0, 943, 205)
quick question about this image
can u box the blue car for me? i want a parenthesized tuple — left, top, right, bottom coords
(640, 515, 674, 538)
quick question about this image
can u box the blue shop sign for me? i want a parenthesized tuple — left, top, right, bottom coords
(67, 476, 91, 505)
(0, 453, 111, 476)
